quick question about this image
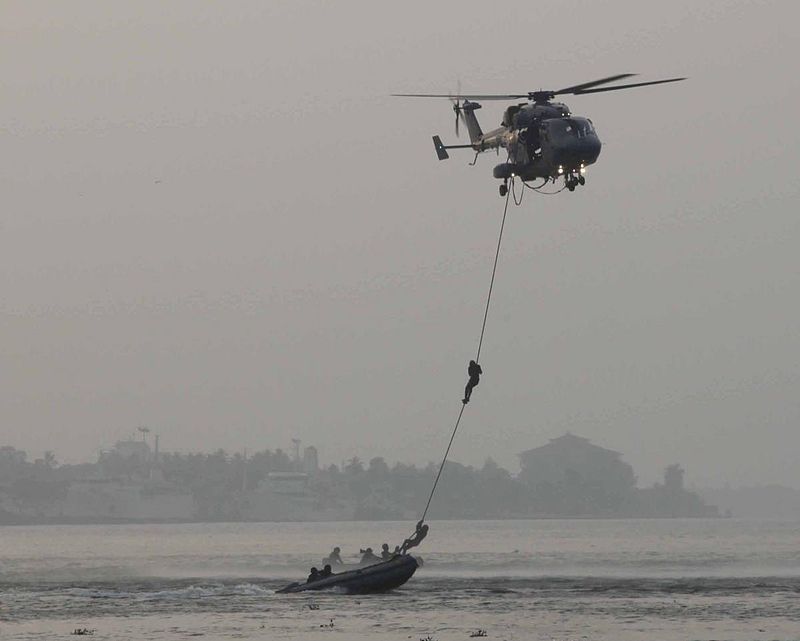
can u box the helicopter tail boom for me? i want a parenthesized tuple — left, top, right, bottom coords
(432, 136, 474, 161)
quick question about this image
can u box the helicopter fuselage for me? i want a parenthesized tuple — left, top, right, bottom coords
(461, 101, 601, 184)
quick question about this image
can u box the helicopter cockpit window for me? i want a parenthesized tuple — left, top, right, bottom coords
(548, 120, 573, 139)
(565, 118, 595, 138)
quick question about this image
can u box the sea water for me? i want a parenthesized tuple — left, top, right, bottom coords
(1, 519, 799, 640)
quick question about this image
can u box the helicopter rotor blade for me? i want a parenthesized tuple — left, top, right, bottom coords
(570, 77, 686, 94)
(393, 93, 527, 101)
(553, 74, 637, 95)
(393, 75, 685, 101)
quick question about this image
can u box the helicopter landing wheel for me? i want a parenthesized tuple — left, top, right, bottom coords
(499, 182, 508, 197)
(578, 175, 585, 186)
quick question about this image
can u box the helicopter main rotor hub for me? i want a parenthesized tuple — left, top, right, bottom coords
(530, 91, 554, 104)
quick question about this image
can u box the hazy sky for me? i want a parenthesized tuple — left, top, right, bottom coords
(3, 0, 799, 487)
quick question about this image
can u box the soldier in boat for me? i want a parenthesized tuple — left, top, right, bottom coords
(324, 546, 344, 566)
(359, 547, 381, 564)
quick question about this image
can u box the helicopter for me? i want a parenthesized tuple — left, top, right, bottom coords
(394, 74, 685, 196)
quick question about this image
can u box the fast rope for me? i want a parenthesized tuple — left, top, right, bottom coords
(419, 402, 466, 523)
(476, 180, 513, 364)
(419, 185, 513, 523)
(511, 175, 525, 206)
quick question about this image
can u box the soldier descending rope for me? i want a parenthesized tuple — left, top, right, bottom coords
(400, 520, 429, 554)
(462, 360, 483, 404)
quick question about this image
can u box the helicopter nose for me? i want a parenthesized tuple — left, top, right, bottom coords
(555, 136, 601, 169)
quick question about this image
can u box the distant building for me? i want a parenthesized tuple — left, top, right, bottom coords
(518, 433, 637, 514)
(518, 433, 635, 487)
(259, 471, 309, 495)
(637, 464, 718, 517)
(97, 439, 153, 480)
(0, 446, 27, 465)
(303, 446, 319, 475)
(112, 440, 151, 464)
(664, 463, 684, 492)
(61, 478, 194, 521)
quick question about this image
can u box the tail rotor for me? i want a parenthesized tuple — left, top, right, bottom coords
(452, 101, 465, 137)
(450, 79, 464, 138)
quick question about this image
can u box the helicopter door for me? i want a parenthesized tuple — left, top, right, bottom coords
(539, 122, 550, 145)
(502, 105, 522, 128)
(519, 127, 541, 158)
(539, 122, 557, 168)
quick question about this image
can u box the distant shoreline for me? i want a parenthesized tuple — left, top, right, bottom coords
(0, 513, 726, 527)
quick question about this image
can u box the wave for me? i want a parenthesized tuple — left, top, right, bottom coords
(6, 575, 800, 599)
(61, 582, 275, 600)
(5, 575, 799, 624)
(441, 575, 800, 598)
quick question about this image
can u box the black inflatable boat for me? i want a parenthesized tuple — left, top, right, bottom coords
(276, 554, 418, 594)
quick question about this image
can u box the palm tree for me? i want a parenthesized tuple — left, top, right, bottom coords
(43, 451, 57, 469)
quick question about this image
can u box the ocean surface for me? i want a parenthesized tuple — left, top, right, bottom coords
(1, 519, 799, 640)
